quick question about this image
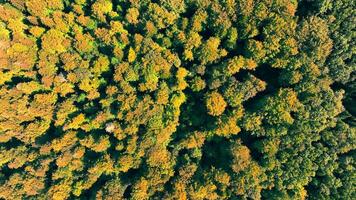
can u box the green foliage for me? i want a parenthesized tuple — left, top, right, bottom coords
(0, 0, 354, 199)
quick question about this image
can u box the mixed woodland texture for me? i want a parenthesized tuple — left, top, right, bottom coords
(0, 0, 355, 199)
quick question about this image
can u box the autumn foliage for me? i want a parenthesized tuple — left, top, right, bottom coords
(0, 0, 355, 199)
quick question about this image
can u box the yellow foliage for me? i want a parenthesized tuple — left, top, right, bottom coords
(126, 8, 139, 24)
(155, 82, 170, 105)
(132, 179, 149, 200)
(128, 47, 136, 63)
(92, 0, 113, 21)
(231, 144, 251, 173)
(92, 56, 110, 75)
(226, 56, 245, 75)
(16, 81, 43, 94)
(147, 146, 171, 168)
(41, 29, 67, 53)
(206, 91, 227, 116)
(64, 113, 86, 130)
(183, 131, 205, 149)
(118, 155, 135, 172)
(29, 26, 45, 38)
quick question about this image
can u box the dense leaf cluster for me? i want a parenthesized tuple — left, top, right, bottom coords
(0, 0, 354, 199)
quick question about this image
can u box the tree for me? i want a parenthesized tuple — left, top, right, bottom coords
(196, 37, 226, 64)
(205, 91, 227, 116)
(0, 0, 354, 199)
(92, 0, 113, 22)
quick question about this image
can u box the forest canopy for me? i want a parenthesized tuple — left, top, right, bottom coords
(0, 0, 355, 199)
